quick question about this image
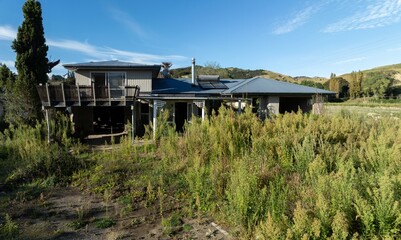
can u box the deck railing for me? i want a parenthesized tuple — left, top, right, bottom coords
(36, 83, 140, 107)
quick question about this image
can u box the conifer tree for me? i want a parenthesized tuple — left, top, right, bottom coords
(10, 0, 50, 125)
(349, 71, 363, 99)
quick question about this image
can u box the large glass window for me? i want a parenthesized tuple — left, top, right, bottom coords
(108, 72, 125, 98)
(108, 72, 125, 88)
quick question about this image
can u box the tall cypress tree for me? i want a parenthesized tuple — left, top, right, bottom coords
(10, 0, 49, 125)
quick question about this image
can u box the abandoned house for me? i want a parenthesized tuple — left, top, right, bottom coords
(36, 59, 334, 138)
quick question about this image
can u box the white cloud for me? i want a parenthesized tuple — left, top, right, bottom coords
(273, 6, 318, 35)
(0, 25, 187, 65)
(47, 39, 106, 58)
(272, 0, 335, 35)
(47, 39, 187, 64)
(334, 57, 367, 65)
(0, 25, 17, 40)
(108, 8, 147, 38)
(324, 0, 401, 32)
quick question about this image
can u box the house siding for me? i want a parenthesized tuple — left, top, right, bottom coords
(75, 70, 91, 85)
(127, 71, 152, 92)
(74, 70, 152, 92)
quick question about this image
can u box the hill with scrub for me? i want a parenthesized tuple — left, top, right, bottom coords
(171, 62, 401, 97)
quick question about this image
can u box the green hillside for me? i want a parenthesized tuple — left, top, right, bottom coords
(171, 62, 401, 96)
(170, 66, 326, 83)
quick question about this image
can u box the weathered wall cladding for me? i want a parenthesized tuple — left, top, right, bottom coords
(74, 70, 152, 92)
(127, 71, 152, 92)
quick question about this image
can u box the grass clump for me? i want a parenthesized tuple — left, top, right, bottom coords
(0, 214, 19, 239)
(95, 218, 116, 229)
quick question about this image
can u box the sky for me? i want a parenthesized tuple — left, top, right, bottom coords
(1, 0, 401, 78)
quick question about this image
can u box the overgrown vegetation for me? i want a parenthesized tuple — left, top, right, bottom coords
(0, 112, 85, 189)
(67, 107, 401, 238)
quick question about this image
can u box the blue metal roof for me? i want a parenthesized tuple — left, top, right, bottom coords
(222, 77, 334, 95)
(152, 78, 241, 95)
(152, 77, 334, 96)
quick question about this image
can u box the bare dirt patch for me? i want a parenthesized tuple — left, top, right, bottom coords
(6, 186, 232, 239)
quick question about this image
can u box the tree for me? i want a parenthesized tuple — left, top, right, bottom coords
(0, 64, 17, 124)
(325, 77, 349, 98)
(0, 64, 16, 89)
(10, 0, 50, 125)
(349, 71, 363, 99)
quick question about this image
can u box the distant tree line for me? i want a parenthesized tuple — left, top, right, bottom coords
(323, 71, 400, 99)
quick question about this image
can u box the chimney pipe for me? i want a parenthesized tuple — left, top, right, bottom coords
(191, 58, 196, 85)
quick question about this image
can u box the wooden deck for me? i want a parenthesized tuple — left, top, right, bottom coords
(37, 83, 140, 107)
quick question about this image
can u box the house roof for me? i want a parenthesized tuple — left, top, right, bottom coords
(152, 77, 334, 97)
(222, 77, 334, 95)
(152, 78, 239, 96)
(63, 60, 162, 78)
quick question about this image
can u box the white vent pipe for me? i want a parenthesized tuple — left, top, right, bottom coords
(191, 58, 196, 85)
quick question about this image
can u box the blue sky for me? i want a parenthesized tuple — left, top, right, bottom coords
(1, 0, 401, 78)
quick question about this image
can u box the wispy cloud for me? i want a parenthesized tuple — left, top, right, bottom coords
(47, 39, 103, 57)
(334, 57, 367, 65)
(0, 25, 17, 40)
(273, 1, 331, 35)
(387, 46, 401, 52)
(47, 39, 187, 64)
(273, 6, 317, 34)
(108, 8, 147, 38)
(0, 25, 186, 65)
(324, 0, 401, 32)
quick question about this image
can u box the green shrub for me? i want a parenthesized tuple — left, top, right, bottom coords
(0, 214, 19, 239)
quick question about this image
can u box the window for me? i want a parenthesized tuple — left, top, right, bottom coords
(91, 72, 126, 98)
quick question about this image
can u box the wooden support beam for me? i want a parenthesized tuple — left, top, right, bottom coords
(45, 83, 51, 106)
(61, 83, 66, 107)
(131, 104, 135, 144)
(43, 106, 50, 143)
(108, 82, 111, 106)
(153, 101, 157, 140)
(77, 84, 81, 106)
(202, 100, 205, 121)
(92, 82, 96, 106)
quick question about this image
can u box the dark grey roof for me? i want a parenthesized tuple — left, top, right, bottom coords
(63, 60, 161, 69)
(63, 60, 162, 78)
(222, 77, 335, 95)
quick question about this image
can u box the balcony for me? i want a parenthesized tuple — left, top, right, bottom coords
(36, 83, 140, 107)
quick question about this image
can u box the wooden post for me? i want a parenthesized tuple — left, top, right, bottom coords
(77, 84, 81, 106)
(201, 100, 205, 121)
(153, 101, 157, 140)
(108, 81, 111, 106)
(131, 104, 135, 144)
(45, 83, 50, 106)
(61, 83, 66, 107)
(92, 82, 96, 106)
(43, 106, 50, 143)
(238, 99, 242, 115)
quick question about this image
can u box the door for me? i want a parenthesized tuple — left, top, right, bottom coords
(92, 73, 107, 98)
(175, 102, 187, 132)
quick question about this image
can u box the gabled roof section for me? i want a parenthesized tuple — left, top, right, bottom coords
(223, 77, 335, 95)
(63, 60, 162, 78)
